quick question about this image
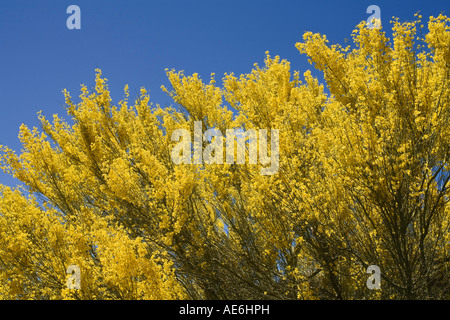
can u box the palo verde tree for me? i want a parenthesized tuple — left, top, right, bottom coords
(0, 14, 449, 300)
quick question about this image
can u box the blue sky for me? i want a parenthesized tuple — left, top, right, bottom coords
(0, 0, 449, 187)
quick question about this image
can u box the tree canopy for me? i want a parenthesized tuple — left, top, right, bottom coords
(0, 14, 449, 300)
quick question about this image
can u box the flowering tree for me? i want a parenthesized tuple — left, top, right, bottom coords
(0, 14, 449, 299)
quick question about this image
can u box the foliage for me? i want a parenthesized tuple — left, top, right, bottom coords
(0, 14, 449, 299)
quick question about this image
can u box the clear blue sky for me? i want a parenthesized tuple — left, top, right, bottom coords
(0, 0, 448, 187)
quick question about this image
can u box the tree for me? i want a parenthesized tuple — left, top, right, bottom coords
(0, 14, 449, 300)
